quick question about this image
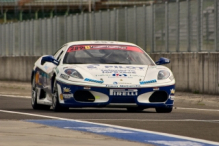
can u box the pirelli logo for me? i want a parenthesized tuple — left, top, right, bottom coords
(110, 89, 138, 96)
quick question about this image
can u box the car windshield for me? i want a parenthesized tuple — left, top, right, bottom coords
(63, 44, 155, 65)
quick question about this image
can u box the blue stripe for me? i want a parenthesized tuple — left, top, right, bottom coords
(26, 120, 218, 146)
(140, 79, 157, 85)
(84, 78, 104, 83)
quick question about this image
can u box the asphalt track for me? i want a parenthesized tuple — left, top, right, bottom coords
(1, 95, 219, 146)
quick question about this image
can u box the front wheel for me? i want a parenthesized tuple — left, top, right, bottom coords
(155, 107, 172, 113)
(31, 75, 50, 110)
(52, 80, 68, 112)
(31, 76, 39, 109)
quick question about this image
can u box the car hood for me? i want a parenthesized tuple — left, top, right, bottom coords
(60, 64, 160, 85)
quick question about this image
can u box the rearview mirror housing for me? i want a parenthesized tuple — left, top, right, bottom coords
(41, 55, 59, 66)
(155, 57, 170, 65)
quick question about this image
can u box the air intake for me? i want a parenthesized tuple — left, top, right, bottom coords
(74, 90, 95, 102)
(149, 91, 168, 102)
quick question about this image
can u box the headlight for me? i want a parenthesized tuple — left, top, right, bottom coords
(64, 69, 83, 79)
(157, 70, 170, 80)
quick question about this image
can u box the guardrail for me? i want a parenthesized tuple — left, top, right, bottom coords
(0, 0, 218, 56)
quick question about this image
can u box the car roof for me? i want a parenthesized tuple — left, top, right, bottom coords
(65, 41, 138, 47)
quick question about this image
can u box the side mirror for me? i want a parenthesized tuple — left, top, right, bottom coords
(155, 57, 170, 65)
(41, 55, 59, 66)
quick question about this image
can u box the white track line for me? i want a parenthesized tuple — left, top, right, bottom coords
(0, 109, 218, 145)
(77, 119, 219, 122)
(177, 107, 219, 112)
(0, 94, 30, 98)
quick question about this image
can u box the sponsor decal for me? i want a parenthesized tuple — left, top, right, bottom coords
(112, 73, 127, 77)
(84, 86, 91, 90)
(169, 95, 175, 100)
(60, 94, 64, 100)
(113, 82, 118, 85)
(119, 85, 140, 88)
(106, 84, 140, 88)
(35, 70, 49, 86)
(85, 46, 91, 49)
(106, 85, 119, 87)
(44, 65, 49, 70)
(67, 46, 86, 52)
(130, 74, 144, 77)
(90, 45, 126, 49)
(170, 89, 175, 95)
(63, 94, 73, 99)
(60, 74, 69, 80)
(169, 89, 175, 100)
(35, 71, 40, 85)
(44, 65, 53, 72)
(117, 82, 131, 84)
(110, 89, 138, 96)
(84, 78, 104, 84)
(87, 64, 99, 69)
(63, 87, 71, 93)
(94, 96, 100, 99)
(62, 87, 73, 99)
(140, 79, 157, 85)
(105, 66, 144, 70)
(87, 66, 143, 73)
(102, 70, 137, 74)
(96, 74, 110, 77)
(153, 87, 159, 91)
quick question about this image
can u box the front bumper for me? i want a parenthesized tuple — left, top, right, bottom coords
(57, 81, 175, 108)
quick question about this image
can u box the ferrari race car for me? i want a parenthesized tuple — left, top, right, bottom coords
(31, 41, 175, 113)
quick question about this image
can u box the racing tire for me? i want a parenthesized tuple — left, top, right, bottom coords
(155, 107, 172, 113)
(52, 80, 69, 112)
(127, 107, 145, 112)
(31, 75, 50, 110)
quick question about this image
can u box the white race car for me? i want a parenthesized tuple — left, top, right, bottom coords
(31, 41, 175, 113)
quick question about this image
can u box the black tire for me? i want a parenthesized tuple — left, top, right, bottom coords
(155, 107, 172, 113)
(31, 75, 50, 110)
(127, 107, 145, 112)
(52, 80, 68, 112)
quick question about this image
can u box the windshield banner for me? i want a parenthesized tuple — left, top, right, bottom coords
(67, 45, 143, 53)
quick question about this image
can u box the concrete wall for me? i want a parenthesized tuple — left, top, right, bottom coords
(0, 56, 39, 82)
(1, 53, 219, 94)
(150, 53, 219, 94)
